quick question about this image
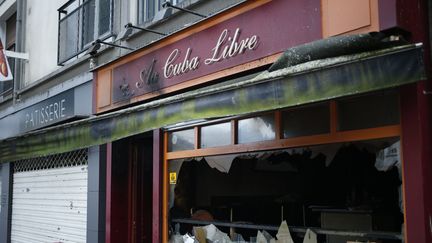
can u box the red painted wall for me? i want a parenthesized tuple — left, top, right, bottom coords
(399, 0, 432, 242)
(153, 130, 162, 243)
(106, 141, 130, 243)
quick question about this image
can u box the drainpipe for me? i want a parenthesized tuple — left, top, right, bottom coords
(13, 0, 26, 105)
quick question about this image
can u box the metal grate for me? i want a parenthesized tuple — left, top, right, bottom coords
(14, 149, 88, 173)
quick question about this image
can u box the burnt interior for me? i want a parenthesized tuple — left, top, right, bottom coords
(169, 140, 402, 242)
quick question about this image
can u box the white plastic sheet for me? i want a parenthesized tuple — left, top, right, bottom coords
(375, 141, 400, 172)
(276, 221, 294, 243)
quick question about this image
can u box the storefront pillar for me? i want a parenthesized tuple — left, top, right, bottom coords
(400, 82, 432, 243)
(399, 0, 432, 242)
(0, 163, 12, 243)
(105, 142, 114, 243)
(153, 129, 162, 243)
(87, 145, 107, 243)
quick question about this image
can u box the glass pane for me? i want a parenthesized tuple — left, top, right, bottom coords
(6, 13, 16, 48)
(238, 114, 275, 144)
(138, 0, 158, 23)
(282, 103, 330, 138)
(338, 92, 400, 131)
(138, 0, 144, 24)
(0, 55, 14, 96)
(168, 159, 183, 211)
(0, 77, 12, 96)
(82, 0, 96, 47)
(58, 8, 80, 63)
(98, 0, 111, 36)
(201, 122, 231, 148)
(168, 129, 195, 152)
(147, 0, 156, 21)
(0, 40, 13, 96)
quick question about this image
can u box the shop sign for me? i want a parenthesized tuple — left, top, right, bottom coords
(113, 27, 262, 103)
(19, 90, 75, 132)
(163, 28, 259, 79)
(111, 0, 321, 104)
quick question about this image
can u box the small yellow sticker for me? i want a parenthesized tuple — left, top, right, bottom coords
(169, 172, 177, 184)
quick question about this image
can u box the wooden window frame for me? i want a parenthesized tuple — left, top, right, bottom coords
(161, 100, 401, 242)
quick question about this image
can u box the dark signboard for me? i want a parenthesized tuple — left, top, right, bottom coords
(19, 89, 75, 132)
(111, 0, 321, 103)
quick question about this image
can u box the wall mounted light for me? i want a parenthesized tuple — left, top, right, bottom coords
(117, 23, 167, 41)
(162, 1, 207, 18)
(85, 39, 135, 56)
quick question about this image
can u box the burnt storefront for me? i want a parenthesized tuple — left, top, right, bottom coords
(1, 0, 431, 243)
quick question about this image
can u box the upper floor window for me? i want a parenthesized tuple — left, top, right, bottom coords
(0, 12, 16, 98)
(137, 0, 184, 24)
(58, 0, 113, 65)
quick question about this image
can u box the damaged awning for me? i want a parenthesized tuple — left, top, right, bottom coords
(0, 43, 426, 163)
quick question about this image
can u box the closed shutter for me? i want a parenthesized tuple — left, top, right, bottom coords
(11, 149, 88, 243)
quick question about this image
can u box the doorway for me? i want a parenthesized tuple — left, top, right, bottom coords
(109, 132, 153, 243)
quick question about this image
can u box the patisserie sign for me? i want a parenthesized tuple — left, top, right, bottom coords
(163, 28, 258, 79)
(20, 89, 75, 132)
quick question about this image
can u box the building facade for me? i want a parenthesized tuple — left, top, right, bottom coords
(0, 0, 101, 242)
(0, 0, 431, 243)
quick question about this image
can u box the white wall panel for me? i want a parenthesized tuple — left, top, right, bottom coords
(24, 0, 66, 85)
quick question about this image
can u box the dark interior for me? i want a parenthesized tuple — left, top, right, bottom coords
(169, 140, 403, 242)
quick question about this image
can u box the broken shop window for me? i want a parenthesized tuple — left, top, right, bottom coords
(168, 139, 403, 242)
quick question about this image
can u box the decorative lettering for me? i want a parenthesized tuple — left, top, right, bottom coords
(163, 48, 200, 79)
(136, 59, 159, 89)
(162, 28, 259, 79)
(205, 28, 258, 65)
(24, 98, 67, 129)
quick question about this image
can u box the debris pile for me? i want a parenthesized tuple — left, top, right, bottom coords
(169, 221, 317, 243)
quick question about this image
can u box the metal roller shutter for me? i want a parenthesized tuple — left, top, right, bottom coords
(11, 149, 88, 243)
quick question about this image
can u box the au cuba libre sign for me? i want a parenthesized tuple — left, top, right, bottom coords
(113, 27, 259, 103)
(111, 0, 321, 103)
(163, 28, 259, 79)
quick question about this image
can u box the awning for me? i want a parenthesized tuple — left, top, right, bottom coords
(0, 44, 426, 163)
